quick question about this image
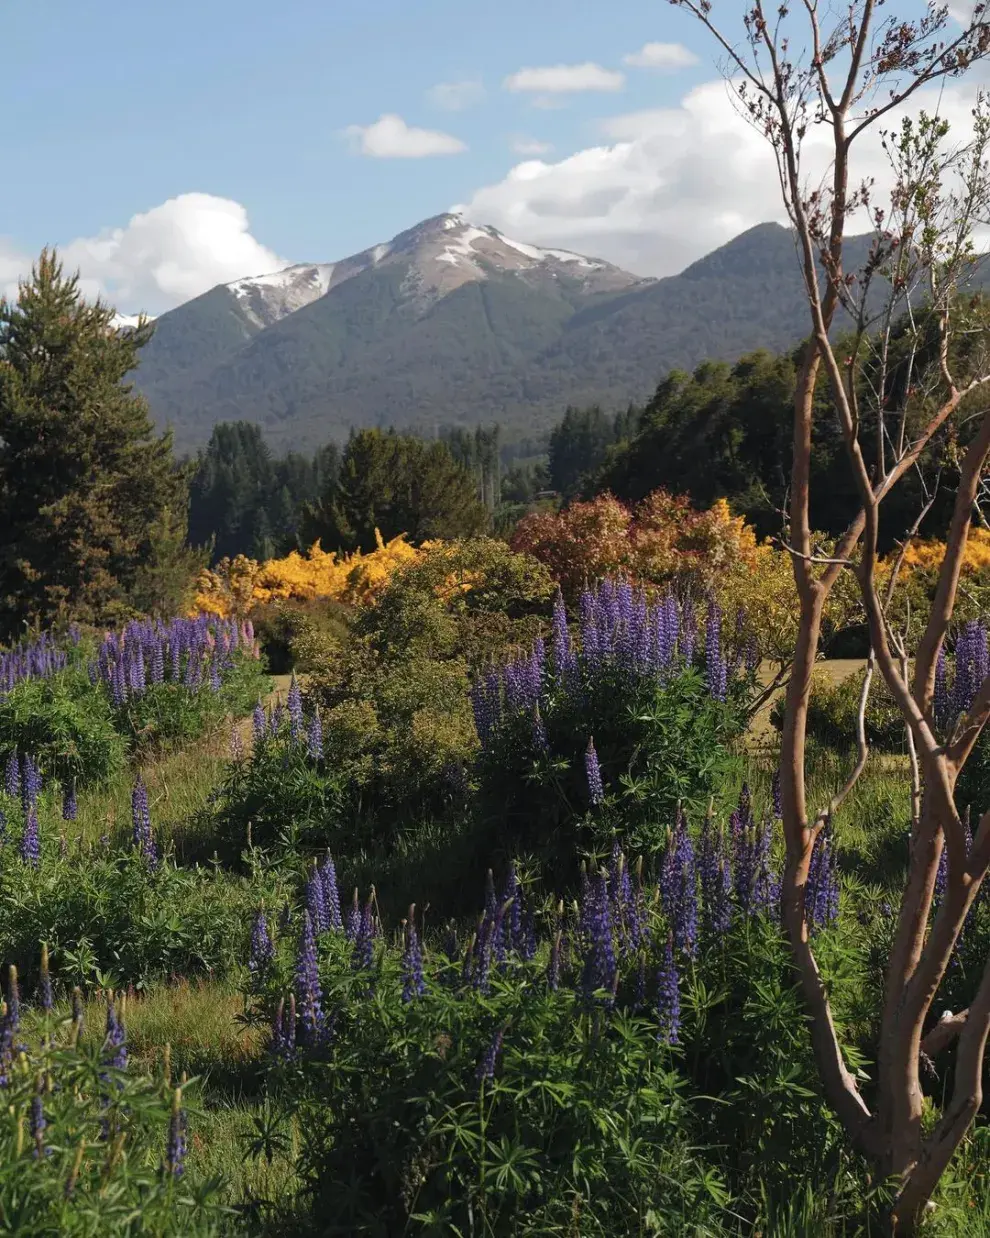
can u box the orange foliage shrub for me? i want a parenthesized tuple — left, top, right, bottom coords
(509, 491, 759, 597)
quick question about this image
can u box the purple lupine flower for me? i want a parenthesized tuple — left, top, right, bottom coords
(656, 937, 681, 1046)
(344, 889, 360, 941)
(165, 1088, 187, 1177)
(402, 905, 427, 1002)
(699, 814, 732, 937)
(182, 650, 202, 690)
(20, 807, 40, 868)
(608, 845, 636, 957)
(585, 738, 604, 806)
(350, 897, 375, 972)
(252, 700, 266, 743)
(531, 704, 549, 755)
(307, 709, 324, 760)
(287, 675, 304, 741)
(307, 865, 328, 935)
(633, 951, 648, 1009)
(491, 901, 510, 971)
(4, 751, 19, 800)
(473, 914, 494, 995)
(502, 863, 524, 954)
(321, 854, 343, 931)
(270, 996, 297, 1063)
(21, 754, 42, 812)
(149, 638, 165, 685)
(579, 872, 617, 1006)
(208, 654, 222, 692)
(752, 819, 780, 916)
(679, 595, 696, 665)
(295, 912, 325, 1048)
(131, 777, 158, 871)
(102, 1001, 128, 1073)
(771, 769, 782, 820)
(551, 590, 574, 680)
(131, 777, 150, 850)
(476, 1027, 505, 1088)
(110, 659, 128, 708)
(705, 602, 728, 702)
(248, 909, 276, 974)
(659, 813, 697, 956)
(62, 783, 77, 822)
(806, 824, 840, 932)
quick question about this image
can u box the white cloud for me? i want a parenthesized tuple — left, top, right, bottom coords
(504, 62, 625, 95)
(344, 113, 467, 158)
(1, 193, 286, 316)
(427, 79, 484, 111)
(623, 42, 698, 70)
(458, 77, 984, 277)
(511, 136, 553, 155)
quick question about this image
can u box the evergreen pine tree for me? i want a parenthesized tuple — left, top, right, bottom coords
(0, 249, 193, 635)
(300, 428, 487, 552)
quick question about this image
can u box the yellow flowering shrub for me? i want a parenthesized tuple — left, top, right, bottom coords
(191, 531, 421, 617)
(718, 535, 864, 665)
(899, 526, 990, 575)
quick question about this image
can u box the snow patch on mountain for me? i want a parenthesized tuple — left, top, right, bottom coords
(226, 262, 337, 328)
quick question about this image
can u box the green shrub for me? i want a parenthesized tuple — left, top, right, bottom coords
(769, 667, 905, 753)
(112, 650, 269, 752)
(0, 1013, 224, 1235)
(479, 665, 745, 871)
(0, 673, 126, 787)
(0, 831, 292, 994)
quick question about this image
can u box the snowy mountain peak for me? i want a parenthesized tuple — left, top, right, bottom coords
(210, 213, 645, 331)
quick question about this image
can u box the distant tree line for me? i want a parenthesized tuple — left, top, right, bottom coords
(187, 423, 555, 563)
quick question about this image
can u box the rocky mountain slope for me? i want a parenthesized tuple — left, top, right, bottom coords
(130, 215, 854, 452)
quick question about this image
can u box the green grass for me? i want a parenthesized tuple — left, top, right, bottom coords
(72, 674, 293, 857)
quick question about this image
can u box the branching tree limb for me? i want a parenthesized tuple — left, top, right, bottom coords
(670, 2, 990, 1231)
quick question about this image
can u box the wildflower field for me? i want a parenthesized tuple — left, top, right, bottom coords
(1, 524, 990, 1236)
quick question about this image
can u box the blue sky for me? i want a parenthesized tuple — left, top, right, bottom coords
(0, 0, 974, 313)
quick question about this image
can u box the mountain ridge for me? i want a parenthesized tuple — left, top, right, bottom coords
(129, 217, 842, 452)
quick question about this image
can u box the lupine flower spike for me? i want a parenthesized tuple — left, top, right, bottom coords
(62, 782, 77, 822)
(20, 808, 40, 868)
(585, 738, 604, 806)
(248, 908, 275, 974)
(164, 1087, 187, 1177)
(401, 904, 427, 1002)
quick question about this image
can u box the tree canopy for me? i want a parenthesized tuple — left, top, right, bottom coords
(187, 421, 338, 563)
(0, 250, 197, 636)
(299, 428, 488, 552)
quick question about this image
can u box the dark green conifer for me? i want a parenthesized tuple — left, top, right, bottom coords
(0, 249, 195, 634)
